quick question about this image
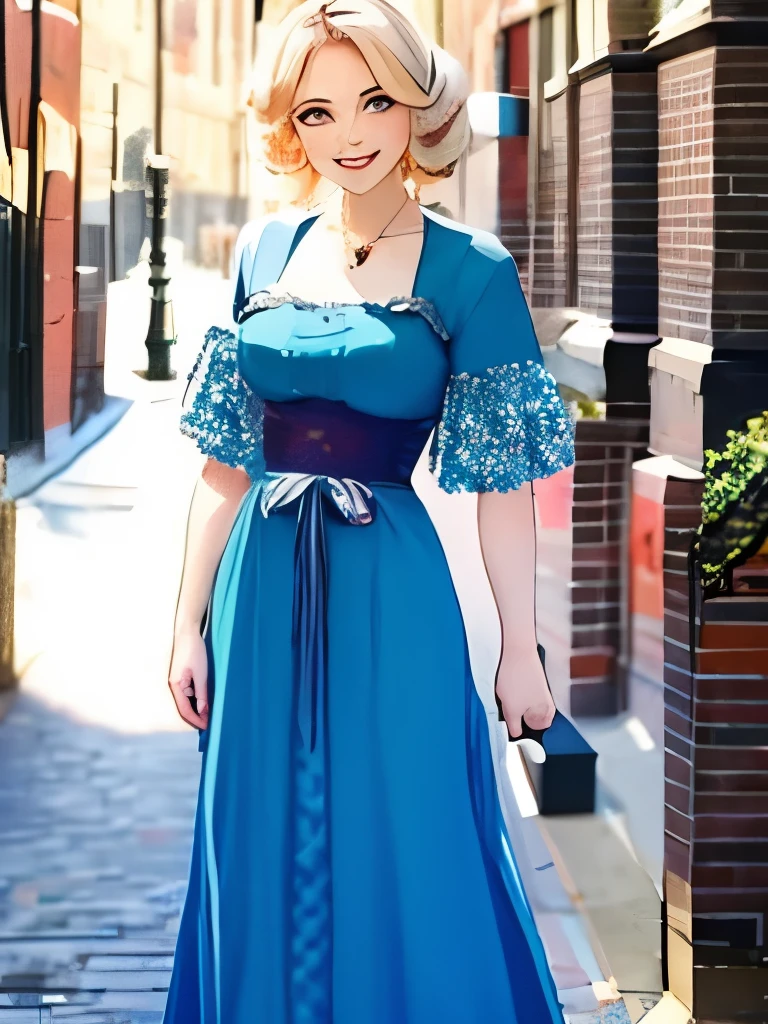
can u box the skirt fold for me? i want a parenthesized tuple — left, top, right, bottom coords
(163, 481, 564, 1024)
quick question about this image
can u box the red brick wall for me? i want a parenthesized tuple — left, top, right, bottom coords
(40, 5, 81, 433)
(568, 417, 651, 716)
(663, 471, 768, 1017)
(499, 15, 530, 286)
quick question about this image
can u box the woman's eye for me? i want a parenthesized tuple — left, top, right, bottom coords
(364, 95, 395, 113)
(296, 107, 333, 126)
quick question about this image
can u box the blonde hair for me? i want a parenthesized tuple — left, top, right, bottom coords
(249, 0, 470, 200)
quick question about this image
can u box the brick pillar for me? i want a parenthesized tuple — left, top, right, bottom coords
(531, 91, 569, 308)
(569, 416, 651, 716)
(664, 475, 768, 1018)
(659, 46, 768, 350)
(661, 473, 704, 1014)
(563, 62, 660, 717)
(655, 37, 768, 1022)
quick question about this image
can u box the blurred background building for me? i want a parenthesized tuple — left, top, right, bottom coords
(1, 0, 255, 474)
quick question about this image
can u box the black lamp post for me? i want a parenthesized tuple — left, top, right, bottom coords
(144, 155, 176, 380)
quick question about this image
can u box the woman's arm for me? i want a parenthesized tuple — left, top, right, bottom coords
(168, 458, 252, 729)
(477, 485, 555, 738)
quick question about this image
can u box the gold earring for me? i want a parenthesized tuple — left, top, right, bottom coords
(400, 151, 412, 181)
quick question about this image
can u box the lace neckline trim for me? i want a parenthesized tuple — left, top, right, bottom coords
(237, 290, 449, 342)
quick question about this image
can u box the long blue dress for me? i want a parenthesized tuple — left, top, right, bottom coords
(163, 206, 576, 1024)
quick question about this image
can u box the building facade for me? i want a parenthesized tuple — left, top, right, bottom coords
(438, 0, 768, 1017)
(1, 0, 255, 473)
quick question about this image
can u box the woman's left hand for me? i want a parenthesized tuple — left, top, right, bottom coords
(495, 646, 556, 739)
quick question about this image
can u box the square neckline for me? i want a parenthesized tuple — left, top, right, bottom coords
(271, 203, 432, 312)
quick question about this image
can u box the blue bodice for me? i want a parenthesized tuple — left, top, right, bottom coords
(239, 296, 449, 420)
(180, 207, 577, 493)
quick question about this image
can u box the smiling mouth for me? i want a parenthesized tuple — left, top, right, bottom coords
(333, 151, 380, 170)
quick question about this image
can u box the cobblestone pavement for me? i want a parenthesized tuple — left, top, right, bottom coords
(0, 696, 662, 1024)
(0, 267, 223, 1022)
(0, 693, 200, 1022)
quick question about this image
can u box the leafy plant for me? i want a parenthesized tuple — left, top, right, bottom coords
(697, 411, 768, 592)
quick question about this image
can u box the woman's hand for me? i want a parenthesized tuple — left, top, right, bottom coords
(495, 645, 555, 739)
(168, 628, 210, 731)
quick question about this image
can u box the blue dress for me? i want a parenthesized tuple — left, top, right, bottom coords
(163, 206, 576, 1024)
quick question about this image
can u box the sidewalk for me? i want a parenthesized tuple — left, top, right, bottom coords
(6, 249, 233, 503)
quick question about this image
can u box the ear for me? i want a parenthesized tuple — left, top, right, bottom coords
(262, 117, 308, 174)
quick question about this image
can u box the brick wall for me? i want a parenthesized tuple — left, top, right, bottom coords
(710, 47, 768, 352)
(577, 69, 659, 331)
(531, 93, 568, 308)
(659, 46, 768, 351)
(658, 49, 715, 347)
(569, 416, 651, 716)
(578, 75, 613, 317)
(612, 72, 659, 333)
(663, 473, 768, 1018)
(499, 135, 530, 289)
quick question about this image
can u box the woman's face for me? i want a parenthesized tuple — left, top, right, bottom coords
(290, 38, 412, 195)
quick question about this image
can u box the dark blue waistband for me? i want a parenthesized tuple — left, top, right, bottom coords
(263, 397, 433, 485)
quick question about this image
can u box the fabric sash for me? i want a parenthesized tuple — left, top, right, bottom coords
(260, 471, 376, 1021)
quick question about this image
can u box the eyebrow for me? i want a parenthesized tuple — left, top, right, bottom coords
(293, 97, 332, 110)
(359, 85, 383, 96)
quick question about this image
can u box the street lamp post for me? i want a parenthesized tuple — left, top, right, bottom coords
(144, 155, 176, 380)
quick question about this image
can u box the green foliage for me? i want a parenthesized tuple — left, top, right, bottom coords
(698, 411, 768, 585)
(576, 398, 604, 421)
(701, 412, 768, 526)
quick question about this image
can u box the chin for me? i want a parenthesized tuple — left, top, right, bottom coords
(323, 161, 399, 195)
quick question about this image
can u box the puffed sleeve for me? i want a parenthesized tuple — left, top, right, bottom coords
(429, 247, 575, 493)
(180, 325, 265, 480)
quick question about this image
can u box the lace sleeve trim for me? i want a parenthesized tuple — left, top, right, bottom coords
(429, 359, 576, 494)
(180, 326, 265, 479)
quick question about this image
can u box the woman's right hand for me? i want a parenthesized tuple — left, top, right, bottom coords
(168, 628, 210, 731)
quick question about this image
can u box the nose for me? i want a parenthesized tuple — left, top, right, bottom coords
(344, 111, 364, 148)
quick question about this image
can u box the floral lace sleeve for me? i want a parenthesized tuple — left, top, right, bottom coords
(429, 248, 575, 494)
(429, 360, 576, 493)
(180, 326, 265, 480)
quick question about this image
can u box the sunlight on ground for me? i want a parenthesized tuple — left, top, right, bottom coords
(14, 400, 204, 736)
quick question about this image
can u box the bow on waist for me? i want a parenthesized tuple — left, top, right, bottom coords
(260, 472, 376, 526)
(259, 472, 377, 751)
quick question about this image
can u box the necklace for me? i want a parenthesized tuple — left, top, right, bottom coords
(341, 193, 416, 269)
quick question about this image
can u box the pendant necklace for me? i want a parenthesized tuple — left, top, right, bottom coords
(342, 193, 418, 270)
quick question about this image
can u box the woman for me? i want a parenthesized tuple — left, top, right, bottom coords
(163, 1, 576, 1021)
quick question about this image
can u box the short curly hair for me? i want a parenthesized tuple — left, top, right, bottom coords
(248, 0, 470, 199)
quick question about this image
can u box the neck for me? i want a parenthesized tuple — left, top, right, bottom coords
(342, 163, 414, 241)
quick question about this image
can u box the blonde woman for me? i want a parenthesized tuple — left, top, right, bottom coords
(163, 1, 575, 1020)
